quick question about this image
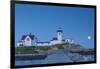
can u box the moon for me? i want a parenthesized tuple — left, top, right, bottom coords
(88, 36, 91, 40)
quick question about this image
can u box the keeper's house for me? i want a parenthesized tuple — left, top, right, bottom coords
(17, 28, 74, 46)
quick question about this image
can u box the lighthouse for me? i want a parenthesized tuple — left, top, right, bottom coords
(57, 27, 63, 43)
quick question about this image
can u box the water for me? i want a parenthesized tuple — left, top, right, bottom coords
(15, 50, 94, 66)
(16, 60, 46, 66)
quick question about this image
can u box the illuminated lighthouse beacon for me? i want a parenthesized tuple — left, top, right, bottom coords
(57, 27, 63, 44)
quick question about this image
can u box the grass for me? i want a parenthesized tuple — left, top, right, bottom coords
(53, 43, 69, 49)
(35, 46, 52, 51)
(15, 46, 52, 54)
(15, 46, 37, 54)
(53, 44, 63, 49)
(15, 42, 84, 54)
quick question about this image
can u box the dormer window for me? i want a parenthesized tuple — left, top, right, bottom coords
(27, 38, 30, 41)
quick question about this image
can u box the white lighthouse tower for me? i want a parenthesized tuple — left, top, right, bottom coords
(57, 27, 63, 43)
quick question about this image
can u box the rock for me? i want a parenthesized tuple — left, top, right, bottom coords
(63, 44, 94, 55)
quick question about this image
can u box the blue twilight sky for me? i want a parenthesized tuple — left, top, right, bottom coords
(15, 4, 95, 48)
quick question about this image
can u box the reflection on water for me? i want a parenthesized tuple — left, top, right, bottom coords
(15, 50, 94, 66)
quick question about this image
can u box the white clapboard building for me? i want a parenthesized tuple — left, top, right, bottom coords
(17, 28, 74, 46)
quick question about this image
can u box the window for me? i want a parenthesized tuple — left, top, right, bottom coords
(27, 38, 30, 41)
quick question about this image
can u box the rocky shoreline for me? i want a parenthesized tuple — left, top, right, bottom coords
(15, 43, 94, 60)
(15, 54, 47, 60)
